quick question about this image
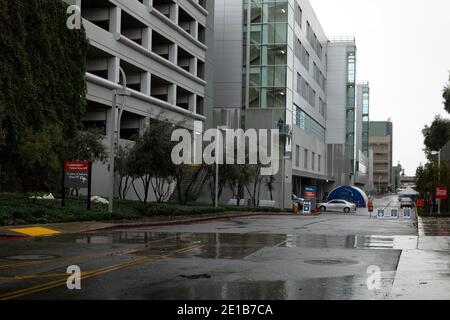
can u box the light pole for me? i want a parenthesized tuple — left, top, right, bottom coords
(108, 67, 130, 213)
(215, 126, 227, 207)
(431, 150, 442, 214)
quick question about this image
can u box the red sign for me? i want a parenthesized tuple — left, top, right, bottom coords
(65, 161, 89, 172)
(436, 187, 448, 200)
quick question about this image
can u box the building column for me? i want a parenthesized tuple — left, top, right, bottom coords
(169, 44, 178, 65)
(168, 84, 177, 106)
(189, 57, 198, 76)
(189, 94, 197, 113)
(191, 21, 199, 40)
(170, 3, 179, 25)
(109, 6, 121, 35)
(108, 57, 120, 83)
(141, 72, 151, 96)
(142, 27, 152, 51)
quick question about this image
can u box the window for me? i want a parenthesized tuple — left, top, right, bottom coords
(318, 155, 321, 172)
(296, 145, 300, 167)
(295, 105, 326, 141)
(347, 51, 356, 83)
(295, 5, 302, 28)
(304, 149, 309, 169)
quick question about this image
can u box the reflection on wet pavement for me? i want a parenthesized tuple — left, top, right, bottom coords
(419, 217, 450, 236)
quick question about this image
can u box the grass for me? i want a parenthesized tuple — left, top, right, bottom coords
(0, 193, 288, 226)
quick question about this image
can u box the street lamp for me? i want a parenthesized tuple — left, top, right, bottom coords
(215, 126, 228, 207)
(108, 67, 130, 213)
(431, 150, 442, 214)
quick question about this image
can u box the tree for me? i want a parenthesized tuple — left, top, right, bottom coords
(444, 75, 450, 114)
(264, 176, 276, 201)
(422, 115, 450, 157)
(245, 164, 264, 206)
(127, 119, 176, 203)
(0, 0, 88, 192)
(18, 126, 63, 195)
(65, 129, 108, 163)
(115, 145, 133, 200)
(205, 164, 230, 206)
(173, 165, 205, 205)
(227, 164, 252, 206)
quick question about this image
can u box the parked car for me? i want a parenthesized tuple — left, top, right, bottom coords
(318, 200, 357, 213)
(400, 197, 414, 208)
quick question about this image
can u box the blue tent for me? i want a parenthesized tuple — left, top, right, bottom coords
(327, 186, 369, 208)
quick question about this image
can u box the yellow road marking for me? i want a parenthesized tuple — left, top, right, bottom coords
(9, 227, 61, 237)
(0, 245, 203, 300)
(0, 273, 69, 280)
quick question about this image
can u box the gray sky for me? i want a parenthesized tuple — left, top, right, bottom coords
(310, 0, 450, 175)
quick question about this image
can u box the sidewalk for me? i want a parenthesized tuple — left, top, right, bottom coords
(0, 211, 299, 238)
(388, 216, 450, 299)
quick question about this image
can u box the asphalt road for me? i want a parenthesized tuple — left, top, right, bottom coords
(0, 195, 420, 300)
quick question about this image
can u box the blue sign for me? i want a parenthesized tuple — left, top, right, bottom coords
(377, 208, 385, 218)
(303, 202, 312, 215)
(305, 186, 317, 192)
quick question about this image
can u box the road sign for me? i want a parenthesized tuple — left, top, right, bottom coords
(436, 186, 448, 200)
(403, 207, 412, 219)
(62, 161, 92, 210)
(390, 208, 399, 219)
(303, 202, 312, 215)
(64, 161, 90, 188)
(377, 208, 385, 219)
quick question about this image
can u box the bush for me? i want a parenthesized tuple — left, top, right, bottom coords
(141, 204, 227, 216)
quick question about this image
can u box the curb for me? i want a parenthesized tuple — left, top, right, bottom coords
(0, 234, 30, 241)
(82, 212, 314, 233)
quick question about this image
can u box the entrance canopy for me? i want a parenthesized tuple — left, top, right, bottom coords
(398, 187, 419, 196)
(327, 186, 369, 208)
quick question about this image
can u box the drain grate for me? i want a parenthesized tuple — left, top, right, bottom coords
(179, 274, 211, 280)
(5, 255, 59, 261)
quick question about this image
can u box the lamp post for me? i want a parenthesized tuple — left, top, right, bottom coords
(108, 67, 130, 213)
(215, 126, 228, 207)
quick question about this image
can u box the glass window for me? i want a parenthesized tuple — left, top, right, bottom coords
(347, 51, 356, 83)
(250, 3, 262, 23)
(296, 145, 300, 167)
(295, 5, 302, 28)
(267, 45, 287, 65)
(249, 87, 260, 108)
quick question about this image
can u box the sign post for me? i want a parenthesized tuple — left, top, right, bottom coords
(62, 161, 92, 210)
(436, 186, 448, 214)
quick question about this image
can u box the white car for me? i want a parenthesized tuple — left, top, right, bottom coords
(400, 197, 414, 208)
(318, 200, 357, 213)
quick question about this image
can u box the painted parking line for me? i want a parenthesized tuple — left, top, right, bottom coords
(0, 244, 204, 300)
(9, 227, 61, 237)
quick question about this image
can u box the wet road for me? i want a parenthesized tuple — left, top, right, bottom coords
(0, 195, 433, 300)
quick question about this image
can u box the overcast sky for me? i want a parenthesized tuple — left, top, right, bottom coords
(310, 0, 450, 175)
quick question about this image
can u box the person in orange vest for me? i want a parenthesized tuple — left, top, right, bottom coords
(368, 199, 374, 217)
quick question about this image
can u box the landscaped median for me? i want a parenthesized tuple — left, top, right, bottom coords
(0, 193, 292, 227)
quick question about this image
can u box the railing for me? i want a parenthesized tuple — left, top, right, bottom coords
(328, 36, 355, 43)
